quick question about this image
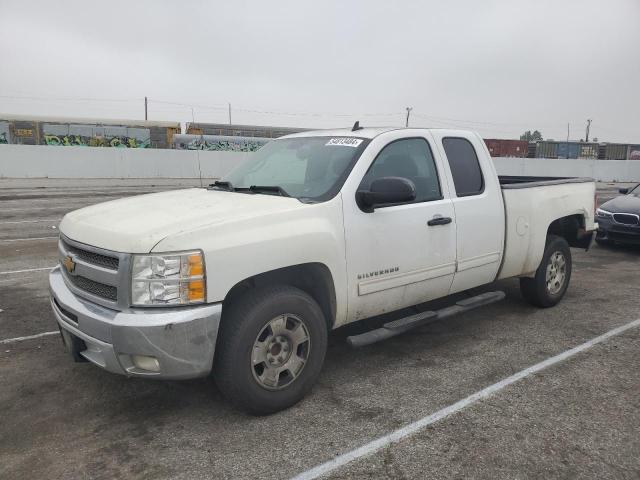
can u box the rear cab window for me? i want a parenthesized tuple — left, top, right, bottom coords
(442, 137, 484, 197)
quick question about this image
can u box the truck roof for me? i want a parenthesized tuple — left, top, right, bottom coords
(281, 126, 477, 140)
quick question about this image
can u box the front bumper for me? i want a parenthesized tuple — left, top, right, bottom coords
(596, 217, 640, 245)
(49, 266, 222, 379)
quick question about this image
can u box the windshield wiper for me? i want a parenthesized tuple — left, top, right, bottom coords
(209, 181, 235, 191)
(247, 185, 290, 197)
(209, 181, 290, 197)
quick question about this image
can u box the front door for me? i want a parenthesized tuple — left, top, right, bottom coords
(342, 134, 457, 322)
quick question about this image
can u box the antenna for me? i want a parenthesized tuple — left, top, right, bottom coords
(351, 121, 363, 131)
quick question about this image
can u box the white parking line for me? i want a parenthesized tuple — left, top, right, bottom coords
(291, 318, 640, 480)
(0, 236, 58, 243)
(0, 219, 61, 225)
(0, 331, 59, 345)
(0, 266, 55, 275)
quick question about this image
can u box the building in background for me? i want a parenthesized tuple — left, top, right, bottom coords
(0, 114, 180, 148)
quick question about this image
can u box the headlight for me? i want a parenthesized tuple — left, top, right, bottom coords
(595, 208, 613, 219)
(131, 251, 206, 306)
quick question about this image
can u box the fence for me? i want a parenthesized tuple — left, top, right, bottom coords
(1, 145, 639, 182)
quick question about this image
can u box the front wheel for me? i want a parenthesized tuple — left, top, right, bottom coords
(520, 235, 572, 308)
(214, 285, 327, 415)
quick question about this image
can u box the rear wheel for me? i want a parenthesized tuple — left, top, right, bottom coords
(214, 285, 327, 415)
(520, 235, 572, 308)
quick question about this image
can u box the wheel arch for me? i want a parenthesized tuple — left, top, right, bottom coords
(222, 263, 337, 330)
(546, 213, 592, 249)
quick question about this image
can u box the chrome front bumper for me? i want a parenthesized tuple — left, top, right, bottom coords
(49, 266, 222, 380)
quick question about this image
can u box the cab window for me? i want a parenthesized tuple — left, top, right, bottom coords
(442, 137, 484, 196)
(359, 138, 442, 204)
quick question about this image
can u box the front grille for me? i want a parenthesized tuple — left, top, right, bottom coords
(62, 240, 119, 270)
(67, 275, 117, 301)
(613, 213, 639, 226)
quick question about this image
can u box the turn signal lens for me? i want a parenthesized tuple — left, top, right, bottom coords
(188, 254, 204, 276)
(188, 279, 205, 302)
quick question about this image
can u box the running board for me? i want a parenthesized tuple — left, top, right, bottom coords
(347, 291, 506, 348)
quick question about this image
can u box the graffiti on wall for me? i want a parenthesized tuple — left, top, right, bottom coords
(0, 122, 9, 144)
(173, 134, 269, 152)
(42, 124, 151, 148)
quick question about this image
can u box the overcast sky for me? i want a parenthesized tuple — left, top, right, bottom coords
(1, 0, 638, 142)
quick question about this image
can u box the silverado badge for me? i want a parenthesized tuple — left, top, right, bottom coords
(63, 255, 76, 274)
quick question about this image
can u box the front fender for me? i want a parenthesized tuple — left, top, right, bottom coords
(152, 195, 349, 325)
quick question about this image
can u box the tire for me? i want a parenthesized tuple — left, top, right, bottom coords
(214, 285, 328, 415)
(520, 235, 572, 308)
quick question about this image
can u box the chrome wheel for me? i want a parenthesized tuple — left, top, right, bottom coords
(545, 251, 567, 295)
(251, 314, 311, 391)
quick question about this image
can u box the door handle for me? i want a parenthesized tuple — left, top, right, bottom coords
(427, 216, 452, 226)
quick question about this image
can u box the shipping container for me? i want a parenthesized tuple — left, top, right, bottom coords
(577, 143, 598, 159)
(535, 141, 558, 158)
(173, 134, 270, 152)
(628, 145, 640, 160)
(598, 143, 628, 160)
(534, 141, 599, 159)
(556, 142, 580, 159)
(0, 114, 180, 148)
(186, 122, 307, 138)
(483, 139, 528, 157)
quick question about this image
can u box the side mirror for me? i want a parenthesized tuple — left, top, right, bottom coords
(356, 177, 416, 213)
(619, 188, 629, 194)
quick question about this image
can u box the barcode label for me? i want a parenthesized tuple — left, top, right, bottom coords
(326, 138, 363, 148)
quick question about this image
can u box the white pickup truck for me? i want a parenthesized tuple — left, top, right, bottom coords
(50, 126, 596, 414)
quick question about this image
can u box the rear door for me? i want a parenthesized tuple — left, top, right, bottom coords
(341, 131, 457, 321)
(432, 132, 505, 293)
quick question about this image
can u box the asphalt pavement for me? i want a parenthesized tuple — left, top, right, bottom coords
(0, 178, 638, 480)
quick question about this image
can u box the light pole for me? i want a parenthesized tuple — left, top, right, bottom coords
(405, 107, 413, 127)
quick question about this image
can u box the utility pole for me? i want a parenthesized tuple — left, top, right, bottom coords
(585, 119, 592, 142)
(405, 107, 413, 127)
(144, 96, 148, 121)
(228, 103, 232, 125)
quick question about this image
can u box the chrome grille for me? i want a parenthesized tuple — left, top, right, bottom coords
(613, 213, 639, 226)
(59, 235, 128, 309)
(66, 273, 118, 301)
(61, 240, 119, 270)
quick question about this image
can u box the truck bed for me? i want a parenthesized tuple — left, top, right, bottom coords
(499, 176, 594, 189)
(497, 176, 596, 281)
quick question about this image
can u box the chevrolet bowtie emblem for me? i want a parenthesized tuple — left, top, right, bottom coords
(63, 255, 76, 274)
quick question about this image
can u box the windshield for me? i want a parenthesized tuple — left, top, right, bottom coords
(221, 136, 369, 201)
(631, 184, 640, 196)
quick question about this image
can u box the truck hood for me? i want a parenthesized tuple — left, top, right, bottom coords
(59, 188, 303, 253)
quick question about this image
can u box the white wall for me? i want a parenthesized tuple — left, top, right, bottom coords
(0, 144, 247, 179)
(493, 157, 640, 182)
(1, 144, 640, 182)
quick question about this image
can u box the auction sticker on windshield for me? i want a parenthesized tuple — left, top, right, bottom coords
(326, 138, 363, 147)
